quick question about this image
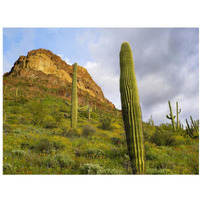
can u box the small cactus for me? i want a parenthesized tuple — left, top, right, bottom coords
(119, 42, 145, 174)
(148, 115, 154, 126)
(176, 102, 181, 129)
(87, 104, 92, 121)
(190, 116, 199, 133)
(185, 116, 199, 138)
(16, 87, 19, 97)
(166, 101, 176, 131)
(71, 63, 78, 129)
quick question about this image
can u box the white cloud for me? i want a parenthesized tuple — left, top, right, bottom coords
(78, 28, 199, 126)
(58, 54, 72, 65)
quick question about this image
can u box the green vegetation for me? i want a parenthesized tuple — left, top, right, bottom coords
(3, 71, 199, 175)
(119, 42, 145, 174)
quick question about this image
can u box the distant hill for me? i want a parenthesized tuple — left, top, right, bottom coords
(4, 48, 115, 110)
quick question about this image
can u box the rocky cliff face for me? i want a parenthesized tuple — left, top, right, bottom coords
(5, 48, 115, 109)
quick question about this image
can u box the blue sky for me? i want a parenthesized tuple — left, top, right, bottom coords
(3, 28, 199, 126)
(3, 28, 98, 72)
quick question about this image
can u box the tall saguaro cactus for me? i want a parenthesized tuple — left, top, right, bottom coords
(176, 102, 181, 129)
(166, 101, 176, 131)
(119, 42, 145, 174)
(71, 63, 78, 129)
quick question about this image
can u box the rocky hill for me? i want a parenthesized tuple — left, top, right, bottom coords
(4, 48, 115, 109)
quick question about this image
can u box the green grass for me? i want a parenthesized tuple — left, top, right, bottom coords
(3, 79, 199, 174)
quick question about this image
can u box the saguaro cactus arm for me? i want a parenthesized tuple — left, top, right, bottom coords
(119, 42, 145, 174)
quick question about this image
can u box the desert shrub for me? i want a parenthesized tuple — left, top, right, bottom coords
(16, 96, 28, 104)
(105, 148, 125, 158)
(51, 128, 63, 136)
(146, 167, 173, 175)
(27, 101, 48, 125)
(145, 145, 158, 160)
(12, 149, 27, 157)
(100, 168, 124, 175)
(82, 125, 96, 137)
(80, 163, 123, 175)
(55, 154, 74, 168)
(83, 149, 105, 158)
(150, 131, 177, 146)
(43, 156, 59, 168)
(143, 130, 152, 142)
(10, 106, 21, 114)
(21, 142, 34, 150)
(62, 128, 81, 138)
(35, 139, 54, 153)
(159, 123, 174, 131)
(50, 106, 63, 124)
(3, 124, 12, 134)
(12, 128, 22, 134)
(111, 137, 123, 146)
(3, 163, 13, 173)
(43, 115, 57, 129)
(80, 163, 102, 174)
(53, 141, 66, 150)
(99, 113, 113, 130)
(30, 138, 66, 153)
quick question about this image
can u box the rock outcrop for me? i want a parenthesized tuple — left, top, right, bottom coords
(5, 48, 115, 109)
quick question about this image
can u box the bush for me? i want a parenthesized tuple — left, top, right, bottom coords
(53, 141, 66, 150)
(43, 115, 57, 129)
(111, 137, 123, 146)
(3, 124, 12, 134)
(105, 148, 125, 158)
(43, 156, 59, 168)
(27, 101, 48, 125)
(82, 125, 96, 137)
(146, 167, 173, 175)
(80, 163, 123, 174)
(150, 131, 177, 146)
(55, 154, 74, 168)
(16, 96, 28, 104)
(83, 149, 105, 158)
(3, 163, 13, 173)
(12, 149, 27, 157)
(100, 168, 124, 175)
(21, 142, 34, 150)
(80, 163, 102, 174)
(145, 145, 158, 160)
(50, 106, 63, 124)
(35, 139, 54, 153)
(62, 128, 81, 138)
(99, 113, 113, 130)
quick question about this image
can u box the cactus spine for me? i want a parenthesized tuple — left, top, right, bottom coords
(119, 42, 145, 174)
(176, 102, 181, 129)
(71, 63, 78, 129)
(166, 101, 176, 131)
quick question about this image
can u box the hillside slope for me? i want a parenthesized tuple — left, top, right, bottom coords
(3, 49, 199, 175)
